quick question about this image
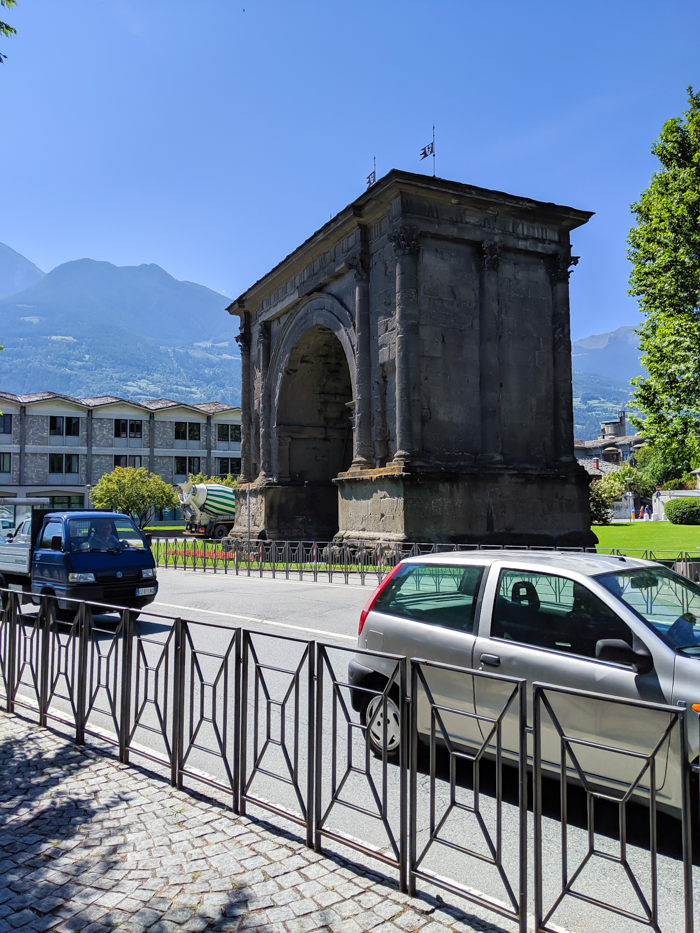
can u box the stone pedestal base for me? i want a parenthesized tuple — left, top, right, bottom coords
(228, 482, 339, 542)
(333, 465, 596, 548)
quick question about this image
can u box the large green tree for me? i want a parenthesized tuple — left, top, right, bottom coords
(0, 0, 17, 63)
(628, 87, 700, 462)
(90, 467, 178, 528)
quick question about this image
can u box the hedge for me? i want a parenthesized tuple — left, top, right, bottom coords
(664, 497, 700, 525)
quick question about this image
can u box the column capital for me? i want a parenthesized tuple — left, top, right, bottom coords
(548, 252, 579, 285)
(235, 331, 251, 352)
(480, 240, 501, 271)
(347, 254, 370, 282)
(390, 225, 419, 256)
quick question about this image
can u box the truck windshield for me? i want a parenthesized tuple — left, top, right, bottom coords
(597, 566, 700, 656)
(69, 517, 147, 553)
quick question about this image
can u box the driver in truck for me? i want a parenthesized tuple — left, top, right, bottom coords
(87, 519, 121, 551)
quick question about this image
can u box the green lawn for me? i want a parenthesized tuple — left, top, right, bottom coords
(593, 521, 700, 554)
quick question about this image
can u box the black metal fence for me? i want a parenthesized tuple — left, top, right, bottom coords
(0, 590, 698, 933)
(151, 538, 700, 585)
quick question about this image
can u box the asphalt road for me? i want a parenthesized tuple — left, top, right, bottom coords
(10, 569, 699, 933)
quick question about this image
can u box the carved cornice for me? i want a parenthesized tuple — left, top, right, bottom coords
(347, 254, 370, 282)
(481, 241, 501, 272)
(389, 225, 419, 256)
(548, 253, 579, 285)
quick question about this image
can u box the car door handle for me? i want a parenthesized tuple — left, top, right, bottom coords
(480, 653, 501, 667)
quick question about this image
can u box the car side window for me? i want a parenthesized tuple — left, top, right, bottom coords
(373, 563, 484, 633)
(491, 569, 634, 658)
(39, 521, 63, 549)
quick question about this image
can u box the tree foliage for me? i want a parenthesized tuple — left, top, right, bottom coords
(0, 0, 17, 63)
(628, 87, 700, 462)
(89, 467, 178, 528)
(589, 482, 613, 525)
(188, 472, 238, 489)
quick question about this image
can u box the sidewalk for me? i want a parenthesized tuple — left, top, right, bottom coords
(0, 713, 511, 933)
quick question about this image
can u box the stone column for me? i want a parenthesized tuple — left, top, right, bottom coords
(149, 412, 155, 473)
(258, 321, 272, 479)
(479, 241, 503, 463)
(205, 415, 212, 476)
(18, 405, 26, 486)
(86, 410, 93, 485)
(348, 253, 371, 468)
(235, 327, 253, 482)
(548, 252, 579, 464)
(390, 226, 419, 464)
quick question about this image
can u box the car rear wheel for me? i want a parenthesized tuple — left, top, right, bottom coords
(361, 689, 401, 760)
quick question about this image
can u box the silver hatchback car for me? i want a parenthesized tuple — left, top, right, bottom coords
(348, 551, 700, 818)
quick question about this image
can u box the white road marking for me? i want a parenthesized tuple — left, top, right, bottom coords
(155, 567, 369, 589)
(151, 600, 356, 642)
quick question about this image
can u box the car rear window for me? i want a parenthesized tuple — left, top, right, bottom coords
(372, 563, 484, 632)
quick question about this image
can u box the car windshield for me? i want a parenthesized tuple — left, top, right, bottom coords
(597, 566, 700, 656)
(69, 517, 146, 552)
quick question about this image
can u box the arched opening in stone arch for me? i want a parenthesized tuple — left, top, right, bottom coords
(275, 324, 353, 536)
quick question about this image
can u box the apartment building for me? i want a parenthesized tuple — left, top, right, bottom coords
(0, 392, 241, 516)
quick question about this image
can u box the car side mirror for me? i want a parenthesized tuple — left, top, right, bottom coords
(596, 638, 653, 675)
(50, 535, 63, 551)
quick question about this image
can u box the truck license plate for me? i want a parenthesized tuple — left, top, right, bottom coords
(136, 586, 156, 596)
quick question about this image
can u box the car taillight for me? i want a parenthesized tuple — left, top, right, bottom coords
(358, 563, 403, 636)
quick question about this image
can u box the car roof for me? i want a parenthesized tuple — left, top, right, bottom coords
(399, 550, 656, 576)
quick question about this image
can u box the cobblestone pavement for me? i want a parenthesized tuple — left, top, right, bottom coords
(0, 713, 514, 933)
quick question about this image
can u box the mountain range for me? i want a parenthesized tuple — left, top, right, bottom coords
(0, 246, 240, 405)
(0, 243, 644, 437)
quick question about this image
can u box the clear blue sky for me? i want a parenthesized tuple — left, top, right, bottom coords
(2, 0, 699, 339)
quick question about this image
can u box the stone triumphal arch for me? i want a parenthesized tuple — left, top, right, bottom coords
(227, 170, 595, 546)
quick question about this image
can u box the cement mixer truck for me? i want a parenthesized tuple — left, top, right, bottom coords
(177, 481, 237, 539)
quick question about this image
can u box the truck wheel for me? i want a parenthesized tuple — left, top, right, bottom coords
(213, 525, 228, 540)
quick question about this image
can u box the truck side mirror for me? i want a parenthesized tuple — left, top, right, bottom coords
(596, 638, 653, 675)
(50, 535, 63, 551)
(144, 533, 152, 546)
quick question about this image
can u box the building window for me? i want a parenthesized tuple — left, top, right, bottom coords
(114, 455, 143, 469)
(174, 456, 200, 476)
(217, 457, 241, 476)
(66, 417, 80, 437)
(49, 453, 79, 474)
(188, 423, 200, 442)
(49, 416, 64, 436)
(217, 424, 241, 444)
(175, 422, 187, 441)
(49, 495, 84, 510)
(0, 453, 10, 473)
(0, 414, 12, 435)
(115, 419, 142, 439)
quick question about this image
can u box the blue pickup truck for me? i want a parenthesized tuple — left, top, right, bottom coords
(0, 510, 158, 612)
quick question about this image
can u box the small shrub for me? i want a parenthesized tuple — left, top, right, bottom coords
(660, 473, 696, 490)
(664, 497, 700, 525)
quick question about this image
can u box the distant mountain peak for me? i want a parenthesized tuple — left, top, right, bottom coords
(0, 243, 45, 300)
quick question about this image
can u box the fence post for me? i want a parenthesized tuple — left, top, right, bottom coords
(306, 641, 316, 849)
(398, 657, 407, 894)
(533, 685, 543, 932)
(232, 626, 241, 814)
(679, 707, 695, 933)
(313, 645, 324, 854)
(118, 608, 135, 765)
(517, 679, 528, 933)
(171, 617, 185, 789)
(408, 660, 418, 897)
(38, 596, 53, 729)
(75, 602, 89, 743)
(5, 591, 18, 713)
(239, 630, 249, 816)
